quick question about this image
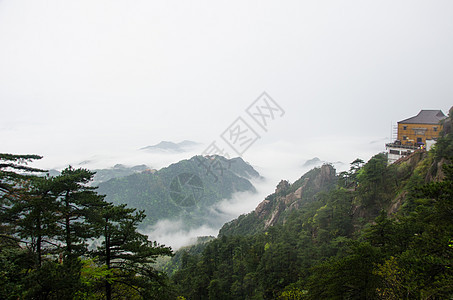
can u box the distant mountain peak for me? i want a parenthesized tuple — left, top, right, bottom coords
(140, 140, 200, 153)
(97, 154, 260, 229)
(303, 157, 323, 167)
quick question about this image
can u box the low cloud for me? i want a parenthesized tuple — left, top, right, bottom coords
(143, 177, 274, 250)
(144, 219, 218, 250)
(31, 136, 386, 250)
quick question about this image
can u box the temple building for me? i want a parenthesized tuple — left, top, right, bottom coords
(386, 110, 446, 164)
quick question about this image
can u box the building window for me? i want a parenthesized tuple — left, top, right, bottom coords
(403, 126, 407, 130)
(389, 150, 400, 155)
(434, 127, 438, 132)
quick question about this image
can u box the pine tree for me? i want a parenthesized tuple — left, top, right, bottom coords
(0, 154, 46, 298)
(9, 176, 59, 267)
(95, 203, 173, 299)
(51, 166, 108, 258)
(0, 154, 44, 240)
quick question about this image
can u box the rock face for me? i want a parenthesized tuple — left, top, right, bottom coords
(219, 164, 337, 236)
(255, 164, 337, 228)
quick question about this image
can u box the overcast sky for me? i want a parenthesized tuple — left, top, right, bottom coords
(1, 0, 452, 171)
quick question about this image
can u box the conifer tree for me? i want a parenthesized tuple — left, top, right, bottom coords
(95, 203, 173, 299)
(9, 176, 59, 267)
(0, 154, 44, 240)
(0, 154, 45, 298)
(51, 166, 108, 258)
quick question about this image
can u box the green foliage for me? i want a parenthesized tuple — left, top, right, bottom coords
(172, 184, 356, 299)
(218, 212, 263, 236)
(171, 138, 453, 299)
(0, 153, 174, 299)
(50, 166, 109, 257)
(338, 158, 364, 189)
(305, 242, 382, 299)
(94, 203, 173, 299)
(2, 122, 452, 299)
(434, 106, 453, 161)
(356, 153, 396, 212)
(0, 243, 29, 299)
(219, 165, 337, 237)
(278, 287, 306, 300)
(97, 156, 259, 229)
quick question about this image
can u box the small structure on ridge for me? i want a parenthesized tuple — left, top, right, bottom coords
(386, 110, 446, 164)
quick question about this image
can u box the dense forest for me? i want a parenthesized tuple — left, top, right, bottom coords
(1, 110, 452, 299)
(0, 160, 174, 299)
(96, 156, 260, 229)
(170, 109, 453, 299)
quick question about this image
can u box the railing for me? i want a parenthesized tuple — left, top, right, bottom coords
(385, 143, 419, 150)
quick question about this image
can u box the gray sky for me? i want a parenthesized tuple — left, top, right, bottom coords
(1, 0, 452, 170)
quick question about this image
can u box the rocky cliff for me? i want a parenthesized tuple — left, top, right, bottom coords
(219, 164, 337, 236)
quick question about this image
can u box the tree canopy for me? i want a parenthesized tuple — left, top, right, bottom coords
(0, 155, 173, 299)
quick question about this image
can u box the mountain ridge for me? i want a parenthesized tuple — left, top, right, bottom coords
(140, 140, 200, 153)
(97, 155, 260, 229)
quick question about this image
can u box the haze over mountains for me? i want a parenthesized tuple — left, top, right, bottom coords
(91, 155, 266, 248)
(47, 164, 152, 186)
(1, 0, 452, 296)
(38, 138, 385, 249)
(140, 140, 201, 153)
(97, 155, 260, 228)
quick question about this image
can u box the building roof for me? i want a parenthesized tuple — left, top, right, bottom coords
(398, 110, 446, 125)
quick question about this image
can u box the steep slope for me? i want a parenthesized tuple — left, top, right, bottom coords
(219, 164, 337, 236)
(97, 155, 260, 229)
(171, 109, 453, 299)
(172, 150, 453, 299)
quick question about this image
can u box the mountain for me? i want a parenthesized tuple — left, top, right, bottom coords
(219, 164, 337, 236)
(302, 157, 323, 167)
(170, 109, 453, 298)
(140, 140, 200, 153)
(172, 151, 453, 298)
(302, 157, 345, 170)
(89, 164, 151, 186)
(97, 155, 260, 229)
(46, 164, 151, 186)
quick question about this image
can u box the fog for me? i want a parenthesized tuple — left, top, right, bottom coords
(1, 1, 452, 161)
(22, 134, 386, 250)
(138, 135, 384, 250)
(12, 130, 387, 249)
(144, 176, 278, 250)
(1, 1, 452, 249)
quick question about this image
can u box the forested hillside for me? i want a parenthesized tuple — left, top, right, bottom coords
(97, 155, 260, 228)
(0, 160, 174, 299)
(1, 111, 451, 299)
(219, 164, 337, 237)
(170, 110, 453, 299)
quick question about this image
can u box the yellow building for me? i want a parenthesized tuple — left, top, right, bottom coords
(386, 109, 446, 164)
(397, 110, 446, 146)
